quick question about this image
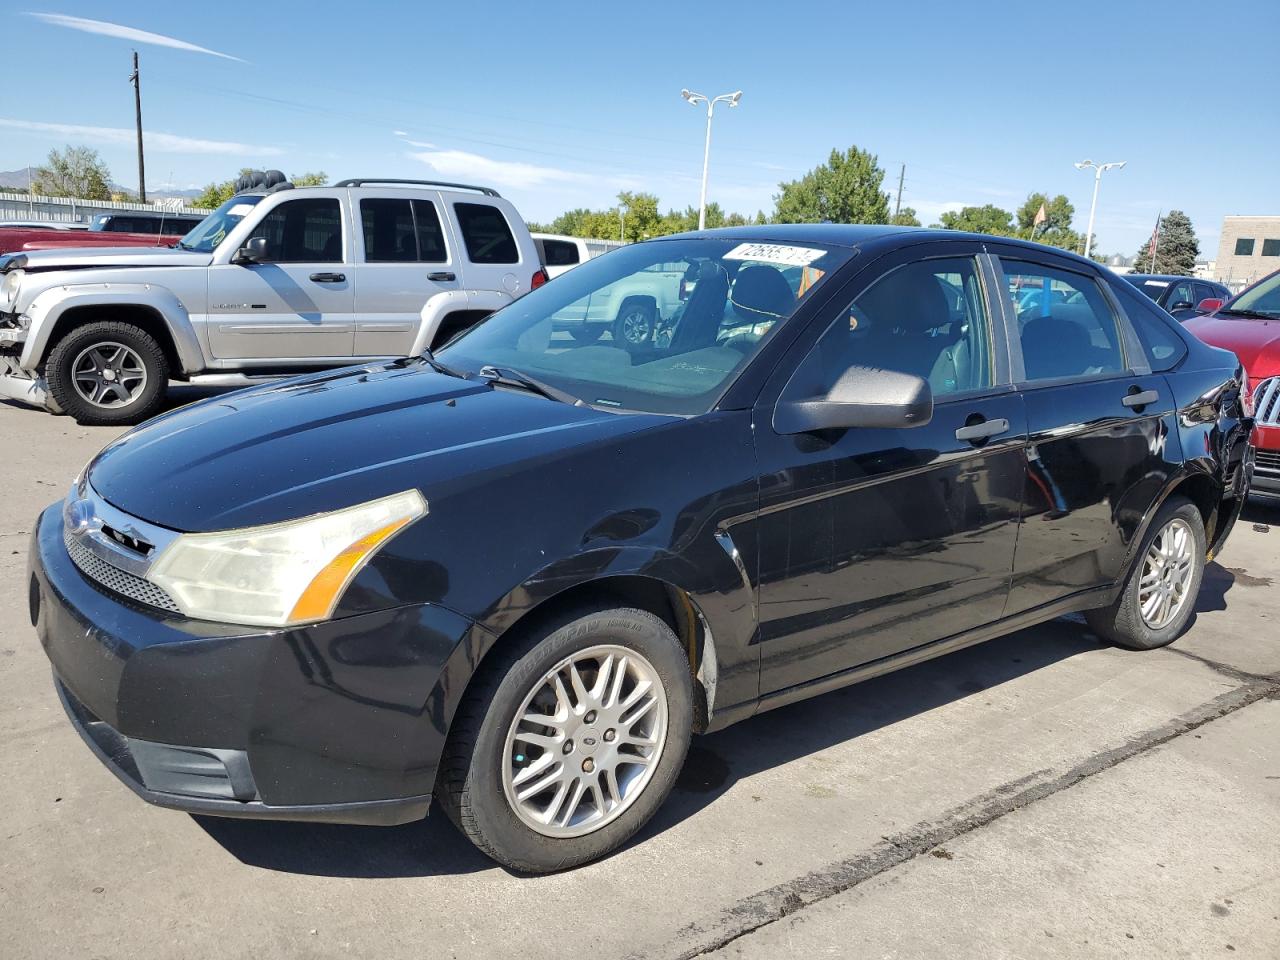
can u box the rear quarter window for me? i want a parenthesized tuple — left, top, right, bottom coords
(455, 203, 519, 264)
(1112, 281, 1188, 372)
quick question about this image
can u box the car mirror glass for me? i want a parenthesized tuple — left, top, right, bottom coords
(775, 364, 933, 434)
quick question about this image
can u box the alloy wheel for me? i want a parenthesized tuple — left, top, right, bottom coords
(620, 309, 651, 345)
(1138, 517, 1195, 630)
(71, 342, 148, 408)
(501, 644, 668, 838)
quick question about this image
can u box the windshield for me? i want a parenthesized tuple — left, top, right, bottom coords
(1226, 271, 1280, 318)
(1125, 277, 1169, 302)
(176, 195, 263, 253)
(438, 237, 852, 415)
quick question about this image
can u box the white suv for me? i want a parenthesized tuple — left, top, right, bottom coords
(0, 176, 544, 424)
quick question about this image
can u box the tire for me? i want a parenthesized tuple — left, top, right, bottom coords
(613, 301, 656, 348)
(45, 321, 168, 426)
(436, 606, 693, 873)
(569, 324, 604, 344)
(1085, 496, 1205, 650)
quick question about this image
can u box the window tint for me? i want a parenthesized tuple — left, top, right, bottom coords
(361, 199, 416, 262)
(413, 200, 446, 262)
(785, 256, 993, 403)
(1263, 238, 1280, 257)
(540, 238, 579, 267)
(1113, 282, 1187, 372)
(1166, 281, 1195, 308)
(1193, 282, 1218, 305)
(1235, 238, 1255, 256)
(455, 203, 518, 263)
(1001, 260, 1125, 381)
(248, 198, 342, 263)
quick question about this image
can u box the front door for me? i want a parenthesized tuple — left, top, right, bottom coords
(207, 195, 354, 360)
(989, 250, 1179, 615)
(753, 247, 1026, 694)
(352, 194, 458, 356)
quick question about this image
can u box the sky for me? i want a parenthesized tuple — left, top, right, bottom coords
(2, 0, 1277, 257)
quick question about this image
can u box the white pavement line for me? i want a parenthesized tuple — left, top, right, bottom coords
(635, 680, 1279, 960)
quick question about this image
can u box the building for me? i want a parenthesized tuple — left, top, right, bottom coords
(1105, 254, 1134, 275)
(1214, 216, 1280, 291)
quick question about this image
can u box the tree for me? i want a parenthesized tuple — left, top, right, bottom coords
(1133, 210, 1199, 275)
(772, 146, 890, 225)
(936, 204, 1015, 235)
(194, 169, 327, 209)
(889, 206, 921, 227)
(31, 145, 111, 200)
(292, 171, 328, 187)
(1016, 192, 1087, 251)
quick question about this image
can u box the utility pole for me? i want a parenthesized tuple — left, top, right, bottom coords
(893, 164, 905, 220)
(129, 50, 146, 202)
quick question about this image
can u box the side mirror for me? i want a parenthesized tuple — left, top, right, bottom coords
(1195, 297, 1224, 314)
(1169, 301, 1195, 312)
(232, 236, 269, 265)
(775, 365, 933, 434)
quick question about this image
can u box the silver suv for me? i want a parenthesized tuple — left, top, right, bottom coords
(0, 177, 544, 424)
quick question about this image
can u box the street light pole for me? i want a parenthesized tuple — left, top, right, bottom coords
(1073, 158, 1125, 259)
(681, 88, 742, 231)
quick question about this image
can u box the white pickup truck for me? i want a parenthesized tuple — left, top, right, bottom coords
(532, 233, 626, 279)
(0, 175, 544, 424)
(549, 259, 694, 347)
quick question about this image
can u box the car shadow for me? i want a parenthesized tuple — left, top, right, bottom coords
(196, 617, 1113, 878)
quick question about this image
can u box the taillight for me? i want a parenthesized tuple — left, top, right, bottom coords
(530, 268, 549, 291)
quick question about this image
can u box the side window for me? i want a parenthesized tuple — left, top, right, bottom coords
(412, 200, 447, 262)
(784, 256, 993, 403)
(1001, 260, 1125, 381)
(361, 198, 416, 262)
(1166, 281, 1195, 309)
(1192, 282, 1218, 306)
(1112, 282, 1187, 372)
(1234, 238, 1255, 256)
(540, 239, 579, 267)
(249, 198, 342, 263)
(454, 202, 518, 264)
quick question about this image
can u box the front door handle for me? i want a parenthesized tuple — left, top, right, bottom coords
(955, 417, 1010, 443)
(1122, 389, 1159, 409)
(309, 272, 346, 283)
(428, 271, 457, 282)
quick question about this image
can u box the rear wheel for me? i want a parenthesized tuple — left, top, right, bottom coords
(45, 321, 168, 426)
(1086, 496, 1205, 650)
(436, 606, 693, 873)
(613, 301, 655, 348)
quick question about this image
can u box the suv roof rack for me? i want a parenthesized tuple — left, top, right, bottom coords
(333, 178, 501, 197)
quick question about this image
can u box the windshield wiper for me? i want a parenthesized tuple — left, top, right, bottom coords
(478, 365, 581, 405)
(174, 240, 192, 251)
(419, 349, 470, 380)
(1219, 307, 1279, 320)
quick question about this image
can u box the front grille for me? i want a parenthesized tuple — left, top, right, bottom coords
(1255, 377, 1280, 427)
(64, 530, 180, 613)
(1255, 449, 1280, 475)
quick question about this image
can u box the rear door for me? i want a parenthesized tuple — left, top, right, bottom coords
(752, 242, 1027, 693)
(448, 197, 529, 297)
(353, 194, 457, 356)
(207, 193, 355, 360)
(989, 246, 1179, 616)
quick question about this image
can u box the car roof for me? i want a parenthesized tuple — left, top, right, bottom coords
(1126, 273, 1201, 282)
(655, 223, 1106, 267)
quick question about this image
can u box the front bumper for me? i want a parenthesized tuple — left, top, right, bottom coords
(29, 504, 477, 825)
(1250, 424, 1280, 498)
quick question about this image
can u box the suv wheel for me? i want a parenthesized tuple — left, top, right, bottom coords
(613, 301, 655, 348)
(1085, 496, 1205, 650)
(46, 321, 169, 426)
(437, 606, 693, 873)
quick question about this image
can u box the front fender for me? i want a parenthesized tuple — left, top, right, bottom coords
(20, 283, 204, 374)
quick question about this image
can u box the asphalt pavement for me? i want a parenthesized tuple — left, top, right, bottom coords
(1, 393, 1276, 960)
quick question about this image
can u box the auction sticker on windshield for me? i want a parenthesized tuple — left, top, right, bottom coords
(724, 242, 826, 267)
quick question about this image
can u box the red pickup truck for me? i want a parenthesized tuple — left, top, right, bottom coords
(0, 211, 202, 254)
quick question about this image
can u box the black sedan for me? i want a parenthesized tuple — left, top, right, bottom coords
(29, 226, 1252, 872)
(1125, 273, 1231, 321)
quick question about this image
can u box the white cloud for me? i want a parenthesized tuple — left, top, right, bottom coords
(0, 118, 283, 156)
(409, 148, 591, 190)
(403, 139, 438, 149)
(28, 12, 244, 61)
(392, 130, 408, 137)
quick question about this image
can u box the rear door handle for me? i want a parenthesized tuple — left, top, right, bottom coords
(955, 418, 1010, 442)
(1122, 389, 1159, 408)
(309, 272, 346, 283)
(428, 271, 456, 282)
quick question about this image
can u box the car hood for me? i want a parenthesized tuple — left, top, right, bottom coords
(1185, 314, 1280, 381)
(13, 245, 211, 272)
(87, 359, 668, 532)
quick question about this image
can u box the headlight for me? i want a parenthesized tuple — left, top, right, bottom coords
(0, 269, 22, 311)
(146, 490, 426, 627)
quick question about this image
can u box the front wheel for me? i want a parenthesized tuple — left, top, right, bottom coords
(436, 607, 693, 872)
(45, 321, 168, 426)
(613, 301, 656, 348)
(1086, 496, 1205, 650)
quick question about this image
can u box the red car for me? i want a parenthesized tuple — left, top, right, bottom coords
(1185, 269, 1280, 500)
